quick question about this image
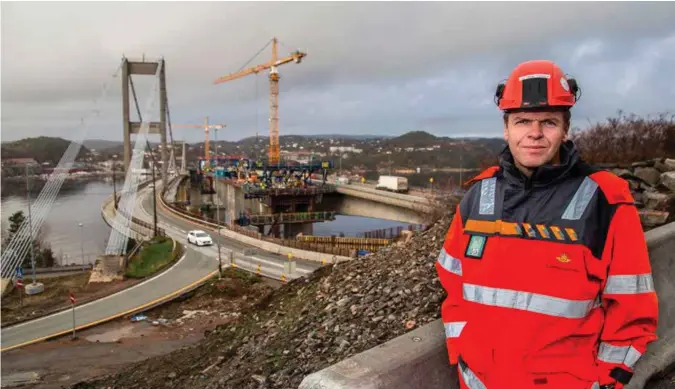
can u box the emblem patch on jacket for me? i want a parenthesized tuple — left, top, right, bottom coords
(465, 235, 487, 259)
(557, 253, 571, 263)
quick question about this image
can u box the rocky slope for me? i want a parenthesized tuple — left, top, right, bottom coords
(604, 157, 675, 229)
(73, 213, 453, 389)
(73, 159, 675, 389)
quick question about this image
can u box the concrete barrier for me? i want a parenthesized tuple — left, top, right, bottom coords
(299, 222, 675, 389)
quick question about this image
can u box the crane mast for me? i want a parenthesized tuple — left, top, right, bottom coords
(213, 37, 306, 167)
(173, 116, 226, 171)
(269, 39, 280, 165)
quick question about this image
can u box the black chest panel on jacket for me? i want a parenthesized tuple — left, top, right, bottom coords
(459, 142, 617, 260)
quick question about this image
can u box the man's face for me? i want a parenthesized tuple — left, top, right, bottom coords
(503, 110, 567, 169)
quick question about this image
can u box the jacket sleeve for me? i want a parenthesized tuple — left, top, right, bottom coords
(435, 204, 466, 366)
(596, 203, 659, 389)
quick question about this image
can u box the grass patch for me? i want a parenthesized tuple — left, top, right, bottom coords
(220, 267, 263, 285)
(125, 236, 176, 278)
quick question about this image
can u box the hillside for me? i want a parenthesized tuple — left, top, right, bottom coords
(384, 130, 440, 148)
(82, 140, 123, 151)
(73, 212, 456, 389)
(1, 136, 91, 165)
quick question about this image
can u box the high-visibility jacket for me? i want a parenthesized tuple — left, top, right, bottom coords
(436, 142, 658, 389)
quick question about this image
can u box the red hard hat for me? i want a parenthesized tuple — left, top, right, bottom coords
(495, 60, 581, 112)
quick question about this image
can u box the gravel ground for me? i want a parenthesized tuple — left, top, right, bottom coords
(72, 210, 674, 389)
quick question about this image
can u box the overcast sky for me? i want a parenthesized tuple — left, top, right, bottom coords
(2, 2, 675, 144)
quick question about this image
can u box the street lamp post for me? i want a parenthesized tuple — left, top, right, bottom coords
(25, 163, 37, 284)
(214, 127, 223, 279)
(112, 155, 118, 209)
(151, 161, 158, 237)
(78, 223, 85, 265)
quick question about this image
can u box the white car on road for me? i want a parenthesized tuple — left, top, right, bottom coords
(187, 230, 213, 246)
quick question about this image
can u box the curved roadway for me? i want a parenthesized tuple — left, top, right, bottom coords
(141, 185, 323, 279)
(1, 184, 323, 352)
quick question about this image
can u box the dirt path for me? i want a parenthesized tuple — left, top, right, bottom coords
(1, 272, 142, 327)
(1, 269, 276, 389)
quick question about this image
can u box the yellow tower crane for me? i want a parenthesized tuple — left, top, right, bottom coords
(213, 37, 306, 166)
(173, 116, 226, 171)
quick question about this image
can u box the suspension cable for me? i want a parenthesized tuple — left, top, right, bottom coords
(235, 38, 273, 73)
(1, 60, 125, 278)
(105, 59, 163, 255)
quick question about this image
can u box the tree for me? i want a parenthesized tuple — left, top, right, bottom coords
(4, 210, 56, 269)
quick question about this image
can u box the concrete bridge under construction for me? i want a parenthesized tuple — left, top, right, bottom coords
(176, 175, 434, 238)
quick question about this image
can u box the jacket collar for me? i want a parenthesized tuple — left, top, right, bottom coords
(498, 140, 581, 189)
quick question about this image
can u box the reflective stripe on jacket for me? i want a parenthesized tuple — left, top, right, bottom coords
(436, 142, 658, 389)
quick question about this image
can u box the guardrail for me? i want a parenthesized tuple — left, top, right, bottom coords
(297, 235, 392, 250)
(298, 221, 675, 389)
(170, 202, 357, 257)
(113, 199, 167, 238)
(101, 178, 167, 241)
(310, 178, 439, 212)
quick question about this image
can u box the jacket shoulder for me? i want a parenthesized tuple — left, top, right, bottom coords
(458, 166, 499, 221)
(463, 166, 500, 187)
(588, 170, 635, 205)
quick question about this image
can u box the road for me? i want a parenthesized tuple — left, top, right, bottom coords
(0, 238, 216, 352)
(0, 181, 324, 352)
(310, 178, 433, 204)
(139, 184, 324, 279)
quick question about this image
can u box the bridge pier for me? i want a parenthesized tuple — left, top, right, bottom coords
(121, 57, 169, 183)
(284, 222, 313, 239)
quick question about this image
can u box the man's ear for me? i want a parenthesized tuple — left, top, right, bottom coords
(503, 125, 509, 142)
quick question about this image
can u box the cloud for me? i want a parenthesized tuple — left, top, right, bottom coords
(1, 2, 674, 143)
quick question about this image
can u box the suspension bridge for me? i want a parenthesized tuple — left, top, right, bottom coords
(1, 57, 174, 288)
(0, 47, 430, 351)
(0, 51, 329, 351)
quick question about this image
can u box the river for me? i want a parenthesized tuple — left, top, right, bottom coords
(1, 178, 120, 266)
(1, 178, 414, 265)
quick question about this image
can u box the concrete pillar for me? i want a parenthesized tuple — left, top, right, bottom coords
(227, 183, 237, 225)
(122, 59, 131, 171)
(181, 141, 187, 174)
(270, 225, 281, 238)
(283, 223, 313, 239)
(158, 59, 168, 183)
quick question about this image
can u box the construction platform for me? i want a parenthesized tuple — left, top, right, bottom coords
(244, 211, 336, 226)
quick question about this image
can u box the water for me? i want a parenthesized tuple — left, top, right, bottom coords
(312, 215, 414, 237)
(1, 178, 121, 266)
(1, 178, 412, 266)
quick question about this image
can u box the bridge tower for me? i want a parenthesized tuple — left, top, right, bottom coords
(121, 57, 169, 183)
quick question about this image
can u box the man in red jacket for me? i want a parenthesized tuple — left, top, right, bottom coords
(435, 60, 659, 389)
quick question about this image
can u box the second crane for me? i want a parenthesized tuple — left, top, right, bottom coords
(213, 37, 306, 166)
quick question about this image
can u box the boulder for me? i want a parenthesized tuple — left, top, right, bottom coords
(642, 191, 671, 211)
(638, 210, 670, 228)
(633, 167, 661, 186)
(631, 161, 651, 168)
(611, 169, 634, 179)
(661, 171, 675, 192)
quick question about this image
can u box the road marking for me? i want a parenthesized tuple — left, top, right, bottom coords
(1, 265, 218, 353)
(3, 251, 187, 332)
